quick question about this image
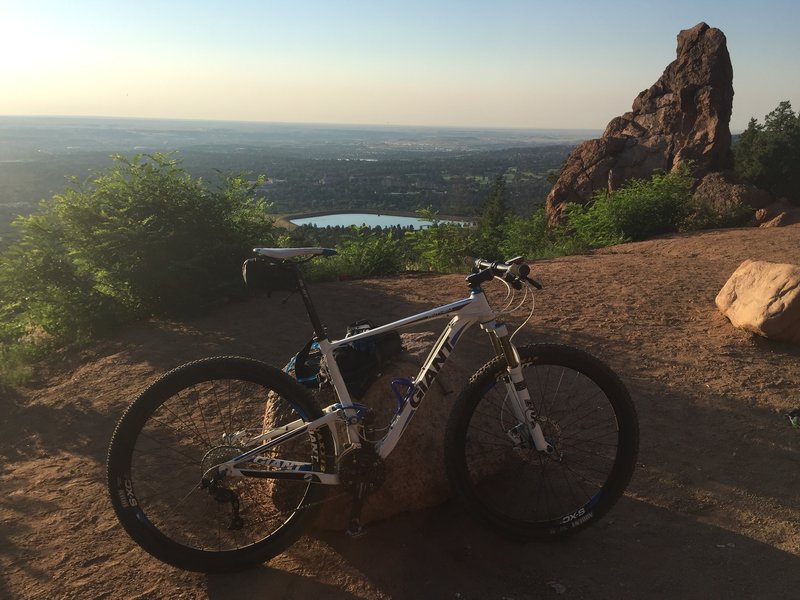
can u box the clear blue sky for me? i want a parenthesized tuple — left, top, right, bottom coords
(1, 0, 798, 131)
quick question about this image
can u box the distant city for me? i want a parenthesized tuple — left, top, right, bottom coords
(0, 116, 598, 243)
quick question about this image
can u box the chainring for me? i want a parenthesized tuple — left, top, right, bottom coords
(337, 445, 386, 495)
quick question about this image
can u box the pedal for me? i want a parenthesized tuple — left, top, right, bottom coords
(346, 518, 367, 538)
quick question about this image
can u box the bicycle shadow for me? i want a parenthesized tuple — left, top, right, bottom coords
(201, 495, 799, 599)
(335, 495, 799, 598)
(206, 567, 363, 600)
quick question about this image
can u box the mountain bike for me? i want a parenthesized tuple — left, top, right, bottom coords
(106, 247, 639, 572)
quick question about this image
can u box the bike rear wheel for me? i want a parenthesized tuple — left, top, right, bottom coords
(107, 356, 332, 572)
(445, 344, 638, 540)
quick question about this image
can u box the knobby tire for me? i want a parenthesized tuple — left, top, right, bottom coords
(106, 356, 332, 572)
(445, 344, 639, 540)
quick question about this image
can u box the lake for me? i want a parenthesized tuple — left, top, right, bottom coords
(290, 212, 464, 229)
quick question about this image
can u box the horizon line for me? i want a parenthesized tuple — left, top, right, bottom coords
(0, 113, 750, 135)
(0, 113, 608, 133)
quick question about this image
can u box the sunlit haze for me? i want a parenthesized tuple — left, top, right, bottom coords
(1, 0, 798, 131)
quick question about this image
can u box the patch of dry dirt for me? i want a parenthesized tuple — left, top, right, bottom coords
(2, 225, 800, 599)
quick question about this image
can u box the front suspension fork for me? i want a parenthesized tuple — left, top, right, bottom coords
(483, 321, 554, 454)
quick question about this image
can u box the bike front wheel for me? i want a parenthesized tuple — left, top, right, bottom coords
(107, 356, 332, 572)
(445, 344, 638, 540)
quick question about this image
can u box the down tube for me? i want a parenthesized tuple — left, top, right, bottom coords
(377, 316, 472, 458)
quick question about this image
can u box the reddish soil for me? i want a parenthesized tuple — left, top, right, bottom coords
(2, 225, 800, 599)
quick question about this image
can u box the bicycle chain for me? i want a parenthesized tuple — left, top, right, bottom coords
(294, 488, 351, 515)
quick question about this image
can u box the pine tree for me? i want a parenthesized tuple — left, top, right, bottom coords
(473, 175, 508, 259)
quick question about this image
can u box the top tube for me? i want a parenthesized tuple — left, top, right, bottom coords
(326, 296, 477, 349)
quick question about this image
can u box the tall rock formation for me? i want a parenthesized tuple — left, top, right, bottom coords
(546, 22, 734, 221)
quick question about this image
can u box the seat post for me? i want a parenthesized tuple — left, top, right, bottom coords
(291, 264, 327, 340)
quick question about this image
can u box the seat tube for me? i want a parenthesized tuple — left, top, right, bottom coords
(292, 265, 327, 340)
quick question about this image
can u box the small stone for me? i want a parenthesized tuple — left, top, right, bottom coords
(547, 581, 567, 594)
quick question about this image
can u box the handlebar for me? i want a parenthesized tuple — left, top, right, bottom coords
(466, 257, 542, 290)
(473, 257, 530, 278)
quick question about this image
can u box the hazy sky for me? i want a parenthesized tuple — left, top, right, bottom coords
(1, 0, 798, 131)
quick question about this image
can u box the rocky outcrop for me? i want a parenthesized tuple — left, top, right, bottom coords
(546, 22, 734, 221)
(754, 200, 800, 228)
(716, 260, 800, 343)
(691, 170, 771, 222)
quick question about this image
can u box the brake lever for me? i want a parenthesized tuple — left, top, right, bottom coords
(502, 272, 523, 290)
(523, 276, 543, 290)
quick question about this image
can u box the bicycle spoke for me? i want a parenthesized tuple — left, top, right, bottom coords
(451, 345, 636, 538)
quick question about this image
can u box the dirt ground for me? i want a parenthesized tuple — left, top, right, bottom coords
(2, 224, 800, 599)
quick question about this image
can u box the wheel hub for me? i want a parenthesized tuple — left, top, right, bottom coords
(510, 417, 563, 465)
(201, 444, 243, 478)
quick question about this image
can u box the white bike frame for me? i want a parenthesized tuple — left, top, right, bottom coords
(217, 274, 551, 485)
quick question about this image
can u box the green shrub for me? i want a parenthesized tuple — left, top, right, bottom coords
(0, 342, 35, 391)
(339, 232, 405, 277)
(681, 197, 752, 231)
(499, 167, 704, 261)
(409, 217, 474, 272)
(499, 210, 555, 258)
(565, 167, 695, 247)
(304, 227, 407, 281)
(0, 153, 276, 359)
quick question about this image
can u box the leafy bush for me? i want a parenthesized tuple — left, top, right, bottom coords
(323, 227, 407, 278)
(681, 196, 752, 231)
(499, 167, 707, 260)
(0, 343, 35, 390)
(0, 153, 276, 351)
(734, 101, 800, 204)
(565, 167, 695, 247)
(499, 210, 556, 258)
(296, 226, 407, 281)
(407, 208, 474, 272)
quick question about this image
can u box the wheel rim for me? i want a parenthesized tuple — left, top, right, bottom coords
(125, 376, 317, 553)
(463, 360, 622, 529)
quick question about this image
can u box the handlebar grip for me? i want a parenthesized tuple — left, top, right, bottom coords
(468, 257, 540, 289)
(466, 266, 496, 286)
(473, 258, 529, 277)
(510, 263, 530, 278)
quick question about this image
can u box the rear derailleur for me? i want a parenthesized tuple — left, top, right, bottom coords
(201, 477, 244, 530)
